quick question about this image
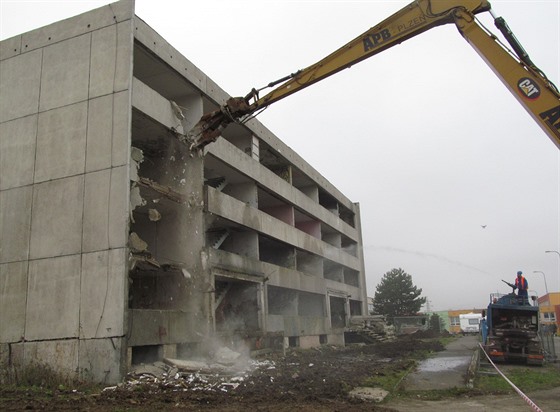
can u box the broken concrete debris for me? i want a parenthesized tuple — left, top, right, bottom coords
(148, 208, 161, 221)
(128, 232, 148, 253)
(112, 348, 270, 394)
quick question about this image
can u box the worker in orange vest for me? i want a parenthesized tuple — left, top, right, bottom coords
(514, 271, 529, 298)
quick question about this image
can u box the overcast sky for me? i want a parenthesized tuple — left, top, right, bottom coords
(1, 0, 559, 312)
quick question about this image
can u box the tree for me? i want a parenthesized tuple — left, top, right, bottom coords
(429, 313, 442, 332)
(372, 268, 426, 323)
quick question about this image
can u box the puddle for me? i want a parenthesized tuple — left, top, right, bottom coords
(416, 356, 470, 372)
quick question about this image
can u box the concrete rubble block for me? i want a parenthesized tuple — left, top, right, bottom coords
(89, 21, 133, 98)
(0, 186, 32, 263)
(24, 339, 79, 379)
(0, 262, 28, 342)
(0, 115, 37, 190)
(80, 249, 126, 339)
(26, 255, 81, 340)
(79, 337, 124, 384)
(163, 358, 226, 374)
(35, 101, 87, 183)
(30, 175, 84, 259)
(130, 361, 172, 379)
(348, 387, 389, 403)
(39, 34, 91, 112)
(0, 49, 41, 123)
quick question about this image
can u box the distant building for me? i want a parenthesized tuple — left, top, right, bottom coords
(537, 292, 560, 334)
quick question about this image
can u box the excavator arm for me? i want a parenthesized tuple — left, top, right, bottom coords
(187, 0, 560, 150)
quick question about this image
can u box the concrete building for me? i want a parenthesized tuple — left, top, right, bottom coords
(0, 1, 367, 383)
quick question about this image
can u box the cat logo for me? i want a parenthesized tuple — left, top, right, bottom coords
(517, 77, 541, 100)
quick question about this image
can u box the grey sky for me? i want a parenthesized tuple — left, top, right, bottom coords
(2, 0, 559, 311)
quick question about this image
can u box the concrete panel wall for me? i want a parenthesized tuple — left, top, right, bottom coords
(0, 115, 37, 190)
(39, 34, 91, 112)
(86, 91, 130, 172)
(0, 49, 42, 123)
(79, 337, 124, 383)
(0, 1, 134, 383)
(30, 176, 85, 259)
(0, 187, 32, 263)
(0, 262, 28, 342)
(24, 340, 79, 378)
(35, 103, 88, 183)
(80, 249, 126, 338)
(26, 255, 81, 340)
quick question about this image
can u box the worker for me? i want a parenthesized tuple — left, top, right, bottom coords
(514, 271, 529, 299)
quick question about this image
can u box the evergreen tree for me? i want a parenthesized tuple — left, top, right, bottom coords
(372, 268, 426, 323)
(429, 313, 442, 332)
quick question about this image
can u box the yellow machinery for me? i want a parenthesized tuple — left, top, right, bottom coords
(187, 0, 560, 150)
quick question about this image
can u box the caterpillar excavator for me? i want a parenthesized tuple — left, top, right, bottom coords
(186, 0, 560, 151)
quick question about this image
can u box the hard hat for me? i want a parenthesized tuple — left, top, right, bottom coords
(517, 271, 522, 275)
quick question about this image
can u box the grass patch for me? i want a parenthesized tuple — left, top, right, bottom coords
(362, 360, 416, 392)
(476, 364, 560, 393)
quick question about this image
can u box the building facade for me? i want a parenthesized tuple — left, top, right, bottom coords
(537, 292, 560, 334)
(0, 1, 367, 383)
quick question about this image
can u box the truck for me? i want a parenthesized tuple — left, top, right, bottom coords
(459, 313, 482, 335)
(481, 281, 544, 365)
(186, 0, 560, 151)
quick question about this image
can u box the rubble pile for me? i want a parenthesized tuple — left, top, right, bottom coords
(104, 350, 275, 395)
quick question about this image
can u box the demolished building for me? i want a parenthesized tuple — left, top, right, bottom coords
(0, 0, 368, 383)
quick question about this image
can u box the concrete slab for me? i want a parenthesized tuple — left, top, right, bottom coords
(24, 339, 79, 378)
(86, 95, 114, 173)
(85, 91, 130, 173)
(0, 262, 28, 342)
(108, 165, 129, 248)
(0, 49, 41, 123)
(20, 1, 134, 54)
(111, 91, 131, 167)
(0, 186, 32, 263)
(39, 34, 91, 112)
(26, 255, 81, 340)
(0, 35, 21, 60)
(80, 249, 126, 338)
(35, 102, 87, 183)
(79, 337, 124, 384)
(29, 176, 84, 259)
(0, 115, 37, 190)
(89, 22, 132, 98)
(83, 169, 111, 252)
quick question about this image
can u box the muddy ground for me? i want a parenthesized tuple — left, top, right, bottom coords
(0, 333, 557, 411)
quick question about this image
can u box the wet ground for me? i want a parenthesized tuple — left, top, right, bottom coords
(400, 334, 478, 391)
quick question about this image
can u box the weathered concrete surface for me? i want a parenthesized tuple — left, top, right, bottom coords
(402, 335, 478, 391)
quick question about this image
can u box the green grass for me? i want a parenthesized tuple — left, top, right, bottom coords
(475, 364, 560, 393)
(362, 360, 416, 392)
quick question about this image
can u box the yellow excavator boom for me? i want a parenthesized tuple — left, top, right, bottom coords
(187, 0, 559, 150)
